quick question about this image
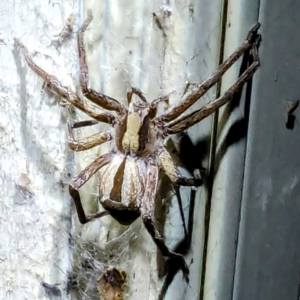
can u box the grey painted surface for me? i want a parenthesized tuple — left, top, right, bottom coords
(203, 0, 260, 299)
(233, 0, 300, 300)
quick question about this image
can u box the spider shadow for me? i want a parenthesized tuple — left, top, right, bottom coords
(157, 186, 198, 300)
(189, 43, 254, 180)
(212, 45, 254, 176)
(157, 43, 256, 299)
(155, 133, 206, 300)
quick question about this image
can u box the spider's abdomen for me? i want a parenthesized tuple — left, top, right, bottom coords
(99, 154, 146, 225)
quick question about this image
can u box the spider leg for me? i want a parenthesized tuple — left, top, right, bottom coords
(14, 38, 115, 124)
(67, 123, 111, 151)
(101, 199, 140, 226)
(151, 95, 169, 108)
(158, 148, 203, 186)
(78, 10, 126, 114)
(166, 37, 260, 134)
(69, 152, 114, 224)
(140, 162, 189, 279)
(101, 199, 138, 210)
(71, 120, 99, 128)
(155, 23, 260, 123)
(148, 95, 169, 118)
(126, 87, 169, 117)
(126, 87, 147, 104)
(174, 185, 188, 239)
(158, 148, 202, 239)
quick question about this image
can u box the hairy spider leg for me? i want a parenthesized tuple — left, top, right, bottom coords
(158, 148, 202, 238)
(155, 22, 261, 123)
(159, 187, 197, 298)
(67, 120, 112, 151)
(148, 95, 169, 119)
(127, 91, 169, 119)
(127, 87, 170, 120)
(78, 10, 126, 114)
(69, 152, 114, 223)
(167, 37, 260, 134)
(151, 95, 169, 108)
(14, 39, 115, 125)
(71, 120, 99, 128)
(140, 162, 190, 279)
(158, 148, 203, 186)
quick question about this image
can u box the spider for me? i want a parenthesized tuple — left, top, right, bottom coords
(15, 10, 260, 278)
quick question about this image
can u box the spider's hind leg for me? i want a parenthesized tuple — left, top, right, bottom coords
(142, 216, 189, 280)
(141, 161, 190, 279)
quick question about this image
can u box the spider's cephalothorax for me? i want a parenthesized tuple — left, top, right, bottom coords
(15, 9, 261, 278)
(117, 100, 163, 156)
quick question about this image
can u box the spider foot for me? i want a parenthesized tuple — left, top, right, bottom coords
(165, 253, 189, 282)
(182, 81, 198, 97)
(176, 176, 203, 187)
(79, 9, 93, 32)
(251, 34, 261, 61)
(246, 22, 261, 44)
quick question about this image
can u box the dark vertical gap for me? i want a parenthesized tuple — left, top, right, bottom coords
(229, 51, 254, 299)
(199, 0, 229, 298)
(230, 3, 261, 299)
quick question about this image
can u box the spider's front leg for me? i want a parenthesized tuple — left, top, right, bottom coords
(140, 162, 189, 279)
(14, 38, 115, 124)
(126, 87, 147, 104)
(155, 22, 261, 124)
(69, 152, 114, 224)
(126, 86, 170, 114)
(67, 120, 112, 151)
(167, 35, 261, 134)
(78, 10, 126, 114)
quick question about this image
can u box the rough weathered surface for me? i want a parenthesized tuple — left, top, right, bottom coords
(0, 1, 77, 299)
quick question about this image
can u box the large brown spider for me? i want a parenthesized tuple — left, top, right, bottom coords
(15, 10, 260, 277)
